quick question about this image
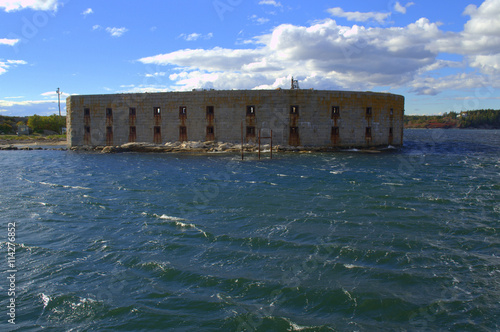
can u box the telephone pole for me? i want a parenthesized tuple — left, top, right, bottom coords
(56, 88, 61, 116)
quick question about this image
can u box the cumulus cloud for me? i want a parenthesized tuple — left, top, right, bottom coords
(0, 38, 19, 46)
(327, 7, 391, 24)
(433, 0, 500, 73)
(138, 18, 445, 91)
(137, 1, 500, 95)
(0, 0, 59, 12)
(106, 27, 128, 38)
(394, 1, 415, 14)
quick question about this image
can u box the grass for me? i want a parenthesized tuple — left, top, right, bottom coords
(0, 134, 66, 141)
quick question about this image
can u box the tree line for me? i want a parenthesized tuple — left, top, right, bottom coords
(405, 109, 500, 129)
(0, 115, 66, 135)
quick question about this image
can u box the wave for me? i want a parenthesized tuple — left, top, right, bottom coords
(39, 181, 91, 190)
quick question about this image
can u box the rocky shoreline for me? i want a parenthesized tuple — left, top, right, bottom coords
(1, 140, 397, 153)
(78, 141, 395, 154)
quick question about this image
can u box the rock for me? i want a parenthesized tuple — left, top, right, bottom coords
(101, 146, 117, 153)
(0, 145, 17, 150)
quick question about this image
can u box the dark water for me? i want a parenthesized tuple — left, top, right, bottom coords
(1, 129, 499, 331)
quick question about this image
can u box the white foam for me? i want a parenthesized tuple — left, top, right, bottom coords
(40, 293, 50, 309)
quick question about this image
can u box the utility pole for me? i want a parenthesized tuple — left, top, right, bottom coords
(56, 87, 61, 116)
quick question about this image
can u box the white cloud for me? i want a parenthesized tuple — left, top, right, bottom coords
(0, 38, 20, 46)
(394, 2, 415, 14)
(327, 7, 391, 24)
(0, 0, 59, 12)
(92, 25, 102, 31)
(0, 59, 27, 76)
(258, 0, 282, 7)
(145, 72, 166, 78)
(82, 8, 93, 17)
(41, 91, 70, 99)
(250, 15, 270, 25)
(0, 99, 59, 107)
(105, 27, 128, 38)
(433, 0, 500, 74)
(179, 32, 214, 41)
(137, 2, 500, 96)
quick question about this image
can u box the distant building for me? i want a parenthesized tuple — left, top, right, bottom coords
(66, 89, 405, 148)
(17, 124, 30, 136)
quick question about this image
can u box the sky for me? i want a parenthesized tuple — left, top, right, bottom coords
(1, 0, 499, 116)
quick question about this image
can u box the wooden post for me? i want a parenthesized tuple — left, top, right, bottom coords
(241, 121, 244, 160)
(258, 129, 261, 160)
(270, 130, 273, 160)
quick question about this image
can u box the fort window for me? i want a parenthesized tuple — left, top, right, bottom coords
(84, 125, 91, 145)
(366, 107, 372, 116)
(246, 126, 256, 137)
(129, 126, 136, 142)
(154, 107, 161, 126)
(332, 106, 340, 118)
(389, 127, 393, 136)
(206, 125, 215, 141)
(84, 108, 91, 126)
(331, 126, 339, 136)
(106, 126, 113, 145)
(180, 106, 187, 116)
(206, 106, 214, 115)
(106, 108, 113, 118)
(154, 126, 162, 144)
(390, 108, 394, 116)
(365, 127, 372, 138)
(290, 105, 299, 115)
(290, 126, 299, 134)
(179, 126, 187, 141)
(247, 105, 255, 116)
(129, 108, 136, 126)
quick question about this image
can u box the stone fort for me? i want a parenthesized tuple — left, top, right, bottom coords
(66, 88, 404, 149)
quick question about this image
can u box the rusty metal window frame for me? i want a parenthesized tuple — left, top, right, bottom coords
(366, 107, 372, 116)
(207, 126, 214, 134)
(290, 105, 299, 115)
(129, 107, 136, 116)
(180, 126, 187, 135)
(246, 105, 256, 116)
(154, 107, 161, 116)
(332, 106, 340, 118)
(106, 108, 113, 117)
(365, 127, 372, 137)
(85, 126, 91, 134)
(246, 126, 255, 136)
(206, 106, 214, 115)
(84, 108, 90, 116)
(179, 106, 187, 116)
(290, 126, 299, 134)
(331, 126, 339, 136)
(129, 126, 136, 134)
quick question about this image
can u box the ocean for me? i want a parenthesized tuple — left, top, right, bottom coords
(1, 129, 499, 331)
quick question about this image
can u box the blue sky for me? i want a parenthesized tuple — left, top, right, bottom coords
(1, 0, 499, 116)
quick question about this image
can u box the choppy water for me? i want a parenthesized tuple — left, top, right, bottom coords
(1, 129, 499, 331)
